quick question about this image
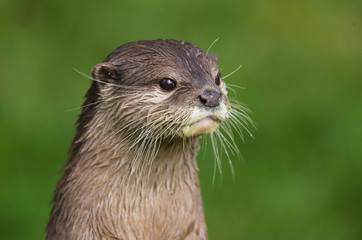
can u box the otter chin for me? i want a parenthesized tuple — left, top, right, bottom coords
(182, 117, 219, 136)
(46, 39, 250, 240)
(187, 116, 219, 134)
(182, 114, 224, 137)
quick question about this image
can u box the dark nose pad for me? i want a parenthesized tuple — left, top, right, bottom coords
(198, 91, 221, 108)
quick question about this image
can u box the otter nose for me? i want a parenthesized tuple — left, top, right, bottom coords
(198, 90, 221, 108)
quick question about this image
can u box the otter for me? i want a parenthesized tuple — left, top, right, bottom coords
(46, 39, 251, 240)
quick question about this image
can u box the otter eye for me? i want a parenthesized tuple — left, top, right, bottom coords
(215, 73, 221, 86)
(159, 78, 177, 91)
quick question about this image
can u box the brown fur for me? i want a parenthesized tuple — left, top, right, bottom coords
(46, 39, 229, 240)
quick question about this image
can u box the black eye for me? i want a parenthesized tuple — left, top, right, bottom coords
(215, 73, 221, 86)
(159, 78, 177, 91)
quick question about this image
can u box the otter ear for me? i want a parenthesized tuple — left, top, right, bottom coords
(208, 53, 219, 64)
(91, 62, 119, 82)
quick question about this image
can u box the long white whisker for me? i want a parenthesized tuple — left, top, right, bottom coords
(73, 68, 140, 90)
(230, 109, 253, 126)
(210, 133, 222, 183)
(219, 125, 239, 155)
(229, 112, 254, 139)
(65, 95, 124, 112)
(223, 65, 242, 79)
(216, 130, 235, 179)
(206, 37, 220, 54)
(227, 84, 246, 90)
(113, 109, 169, 137)
(225, 85, 237, 97)
(230, 108, 256, 130)
(229, 99, 253, 113)
(226, 118, 245, 142)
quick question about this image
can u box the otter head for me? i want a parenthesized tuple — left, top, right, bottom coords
(89, 39, 229, 146)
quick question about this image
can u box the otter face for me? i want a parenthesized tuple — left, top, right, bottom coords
(91, 39, 230, 141)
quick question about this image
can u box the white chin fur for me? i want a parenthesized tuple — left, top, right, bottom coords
(181, 102, 228, 137)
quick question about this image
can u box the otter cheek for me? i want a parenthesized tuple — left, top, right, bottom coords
(182, 117, 219, 137)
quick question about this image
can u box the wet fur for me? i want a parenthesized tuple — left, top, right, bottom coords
(46, 39, 252, 240)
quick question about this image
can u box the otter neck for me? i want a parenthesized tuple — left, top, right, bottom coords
(69, 108, 201, 190)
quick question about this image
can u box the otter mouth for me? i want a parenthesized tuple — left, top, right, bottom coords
(181, 115, 221, 137)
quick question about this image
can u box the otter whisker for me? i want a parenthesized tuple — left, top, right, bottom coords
(145, 137, 164, 172)
(65, 95, 124, 112)
(73, 68, 141, 90)
(215, 130, 235, 179)
(169, 124, 184, 141)
(205, 96, 255, 181)
(215, 130, 230, 158)
(225, 85, 237, 97)
(221, 119, 235, 140)
(166, 111, 187, 140)
(230, 107, 255, 129)
(130, 117, 167, 166)
(199, 135, 208, 162)
(147, 137, 161, 166)
(229, 99, 254, 115)
(230, 101, 255, 124)
(218, 127, 237, 155)
(131, 134, 151, 178)
(230, 102, 253, 115)
(222, 65, 242, 79)
(113, 109, 169, 137)
(230, 109, 253, 128)
(229, 112, 254, 139)
(206, 37, 220, 54)
(123, 126, 146, 158)
(230, 108, 252, 123)
(226, 84, 246, 90)
(126, 110, 169, 132)
(143, 137, 162, 186)
(154, 121, 175, 140)
(226, 117, 245, 142)
(210, 133, 222, 183)
(138, 137, 156, 174)
(219, 124, 239, 155)
(137, 120, 172, 185)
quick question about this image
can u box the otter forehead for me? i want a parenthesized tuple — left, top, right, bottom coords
(104, 39, 219, 87)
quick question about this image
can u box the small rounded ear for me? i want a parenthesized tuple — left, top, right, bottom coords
(91, 62, 119, 82)
(208, 53, 219, 64)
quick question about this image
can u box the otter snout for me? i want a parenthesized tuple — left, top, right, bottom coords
(197, 90, 221, 108)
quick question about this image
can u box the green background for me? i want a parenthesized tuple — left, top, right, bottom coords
(1, 0, 361, 239)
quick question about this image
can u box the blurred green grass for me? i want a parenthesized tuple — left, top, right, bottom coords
(0, 0, 361, 239)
